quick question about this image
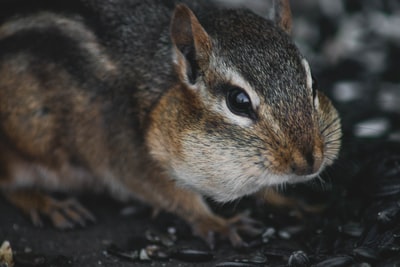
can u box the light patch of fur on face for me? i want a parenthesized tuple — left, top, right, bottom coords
(206, 54, 262, 127)
(0, 12, 117, 75)
(314, 90, 320, 109)
(170, 154, 268, 202)
(302, 58, 320, 109)
(302, 58, 312, 91)
(169, 131, 278, 202)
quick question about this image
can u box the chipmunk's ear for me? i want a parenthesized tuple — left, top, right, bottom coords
(170, 4, 212, 85)
(273, 0, 292, 34)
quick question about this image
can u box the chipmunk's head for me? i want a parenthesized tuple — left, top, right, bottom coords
(147, 1, 341, 202)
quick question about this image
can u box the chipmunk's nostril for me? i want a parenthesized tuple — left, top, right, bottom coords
(291, 150, 322, 176)
(290, 162, 313, 176)
(305, 151, 314, 169)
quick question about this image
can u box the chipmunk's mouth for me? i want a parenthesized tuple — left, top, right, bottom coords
(287, 173, 319, 184)
(264, 158, 326, 186)
(286, 161, 326, 184)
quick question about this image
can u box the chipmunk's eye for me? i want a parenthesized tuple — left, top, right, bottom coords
(226, 87, 256, 119)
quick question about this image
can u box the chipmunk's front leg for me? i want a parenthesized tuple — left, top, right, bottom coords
(167, 190, 263, 248)
(126, 172, 262, 248)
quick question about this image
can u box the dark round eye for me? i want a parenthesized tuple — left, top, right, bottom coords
(226, 87, 256, 119)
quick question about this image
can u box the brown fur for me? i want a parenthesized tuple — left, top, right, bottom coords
(0, 0, 341, 247)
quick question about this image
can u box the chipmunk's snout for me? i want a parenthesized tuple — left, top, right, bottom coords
(290, 147, 323, 176)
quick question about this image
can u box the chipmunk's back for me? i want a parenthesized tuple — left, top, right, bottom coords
(0, 0, 171, 194)
(0, 0, 203, 157)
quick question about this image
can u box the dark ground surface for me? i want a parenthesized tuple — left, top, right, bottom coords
(2, 0, 400, 266)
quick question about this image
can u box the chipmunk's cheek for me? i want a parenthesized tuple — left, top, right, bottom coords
(316, 93, 342, 166)
(169, 143, 268, 202)
(170, 165, 260, 203)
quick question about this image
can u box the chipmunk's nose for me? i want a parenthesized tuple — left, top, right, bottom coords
(290, 149, 323, 176)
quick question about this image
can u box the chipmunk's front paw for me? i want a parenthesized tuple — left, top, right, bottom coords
(192, 211, 264, 249)
(34, 197, 96, 229)
(4, 191, 96, 229)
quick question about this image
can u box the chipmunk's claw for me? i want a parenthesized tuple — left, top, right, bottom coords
(192, 211, 264, 249)
(203, 231, 216, 250)
(29, 209, 44, 228)
(5, 191, 96, 229)
(44, 198, 96, 229)
(226, 212, 264, 248)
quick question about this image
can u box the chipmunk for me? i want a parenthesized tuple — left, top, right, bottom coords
(0, 0, 341, 247)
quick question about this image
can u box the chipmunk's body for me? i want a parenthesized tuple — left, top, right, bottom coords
(0, 0, 341, 246)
